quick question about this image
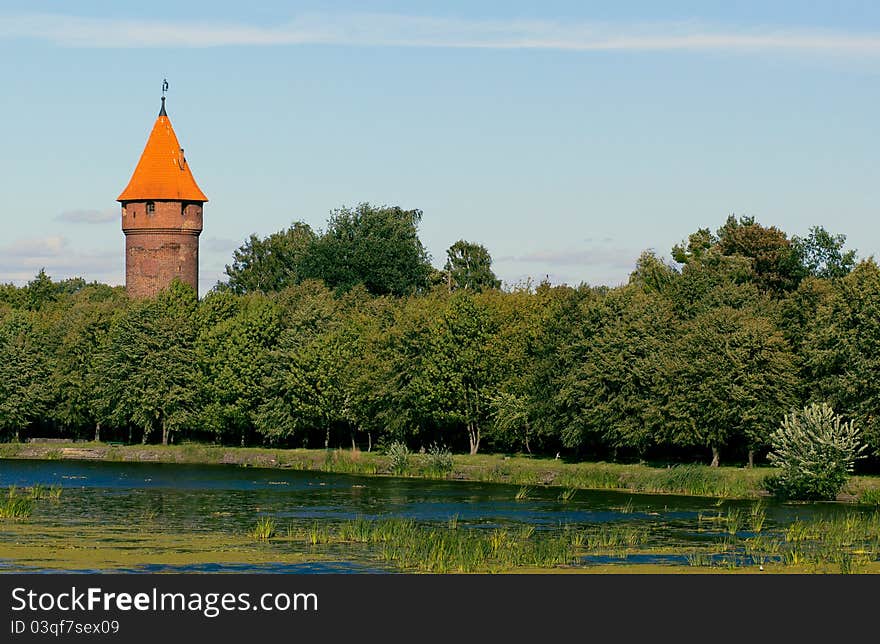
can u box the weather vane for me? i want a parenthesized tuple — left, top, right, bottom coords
(162, 78, 169, 97)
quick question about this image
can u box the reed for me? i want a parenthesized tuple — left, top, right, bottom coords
(749, 501, 766, 533)
(690, 510, 880, 572)
(250, 516, 276, 542)
(1, 487, 34, 520)
(279, 517, 649, 573)
(686, 550, 714, 567)
(857, 488, 880, 506)
(558, 487, 577, 503)
(725, 508, 744, 536)
(515, 485, 533, 501)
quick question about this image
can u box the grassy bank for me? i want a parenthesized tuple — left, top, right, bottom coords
(3, 441, 880, 501)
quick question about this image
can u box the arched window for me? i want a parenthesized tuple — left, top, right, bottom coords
(146, 201, 155, 215)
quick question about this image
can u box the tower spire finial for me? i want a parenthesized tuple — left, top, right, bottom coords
(159, 78, 169, 116)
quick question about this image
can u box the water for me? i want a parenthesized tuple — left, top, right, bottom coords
(0, 459, 872, 572)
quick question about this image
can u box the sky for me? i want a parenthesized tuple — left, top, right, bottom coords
(1, 1, 879, 295)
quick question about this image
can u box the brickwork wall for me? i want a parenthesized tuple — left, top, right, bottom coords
(121, 200, 203, 297)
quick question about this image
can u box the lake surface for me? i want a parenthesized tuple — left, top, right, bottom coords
(0, 458, 873, 573)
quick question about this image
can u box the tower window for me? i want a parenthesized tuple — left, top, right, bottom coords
(146, 201, 155, 214)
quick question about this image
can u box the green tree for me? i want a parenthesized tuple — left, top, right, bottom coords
(554, 287, 675, 457)
(792, 226, 857, 279)
(715, 215, 803, 294)
(220, 222, 316, 294)
(372, 290, 446, 447)
(444, 240, 501, 292)
(197, 292, 283, 446)
(629, 251, 678, 294)
(255, 282, 358, 447)
(426, 294, 504, 454)
(94, 281, 200, 445)
(50, 285, 126, 440)
(390, 292, 504, 454)
(479, 287, 540, 454)
(526, 283, 596, 455)
(802, 260, 880, 453)
(665, 305, 799, 466)
(0, 311, 54, 441)
(674, 216, 803, 296)
(308, 203, 432, 296)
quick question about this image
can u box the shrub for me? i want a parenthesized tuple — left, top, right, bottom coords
(386, 441, 410, 475)
(765, 403, 866, 501)
(426, 443, 454, 477)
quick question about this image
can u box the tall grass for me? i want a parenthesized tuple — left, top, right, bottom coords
(749, 502, 766, 533)
(857, 489, 880, 506)
(250, 516, 276, 542)
(686, 511, 880, 572)
(558, 487, 577, 502)
(1, 486, 34, 520)
(284, 517, 648, 573)
(28, 484, 62, 500)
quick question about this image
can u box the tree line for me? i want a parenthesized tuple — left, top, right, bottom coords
(1, 203, 878, 469)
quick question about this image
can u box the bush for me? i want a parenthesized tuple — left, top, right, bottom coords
(426, 443, 454, 477)
(765, 403, 866, 501)
(386, 441, 410, 475)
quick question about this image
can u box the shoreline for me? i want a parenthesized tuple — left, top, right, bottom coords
(5, 440, 878, 501)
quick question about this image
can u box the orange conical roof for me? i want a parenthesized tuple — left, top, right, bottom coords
(117, 98, 208, 202)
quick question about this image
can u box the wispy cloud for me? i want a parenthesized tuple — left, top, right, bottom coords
(57, 208, 117, 224)
(2, 235, 69, 258)
(0, 235, 121, 285)
(2, 12, 880, 55)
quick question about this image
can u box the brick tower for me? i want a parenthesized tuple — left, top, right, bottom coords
(117, 95, 207, 298)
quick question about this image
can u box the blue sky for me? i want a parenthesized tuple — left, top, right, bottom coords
(1, 1, 878, 294)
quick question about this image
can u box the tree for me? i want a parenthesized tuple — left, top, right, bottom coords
(50, 285, 127, 440)
(392, 293, 504, 454)
(25, 269, 59, 311)
(554, 287, 675, 457)
(802, 260, 880, 454)
(792, 226, 857, 280)
(628, 251, 678, 294)
(94, 281, 200, 445)
(715, 215, 803, 294)
(427, 294, 504, 454)
(444, 240, 501, 292)
(674, 216, 803, 296)
(665, 305, 799, 466)
(488, 391, 533, 453)
(308, 203, 432, 296)
(220, 222, 316, 294)
(197, 292, 283, 446)
(0, 311, 54, 441)
(255, 281, 358, 447)
(526, 283, 596, 455)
